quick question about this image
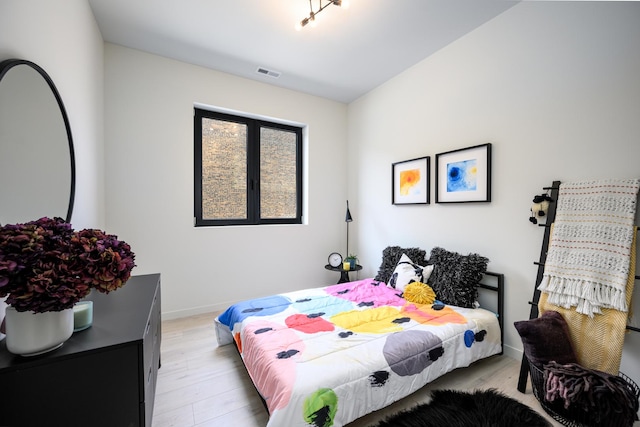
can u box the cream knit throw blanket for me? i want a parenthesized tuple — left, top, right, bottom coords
(538, 179, 640, 317)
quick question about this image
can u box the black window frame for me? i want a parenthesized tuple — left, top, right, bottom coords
(194, 108, 303, 227)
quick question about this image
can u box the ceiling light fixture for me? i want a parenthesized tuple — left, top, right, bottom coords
(295, 0, 349, 31)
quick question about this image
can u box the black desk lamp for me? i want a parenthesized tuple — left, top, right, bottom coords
(345, 200, 353, 257)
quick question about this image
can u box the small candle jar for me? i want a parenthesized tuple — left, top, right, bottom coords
(343, 261, 351, 271)
(73, 301, 93, 332)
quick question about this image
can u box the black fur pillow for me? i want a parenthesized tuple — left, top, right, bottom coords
(513, 310, 578, 368)
(374, 246, 427, 283)
(427, 247, 488, 308)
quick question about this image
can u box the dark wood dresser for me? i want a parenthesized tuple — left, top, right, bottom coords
(0, 273, 161, 427)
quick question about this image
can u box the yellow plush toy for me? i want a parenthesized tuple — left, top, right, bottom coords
(403, 282, 436, 305)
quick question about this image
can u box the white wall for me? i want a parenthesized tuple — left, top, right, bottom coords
(348, 1, 640, 383)
(0, 0, 104, 229)
(3, 0, 638, 391)
(103, 44, 348, 319)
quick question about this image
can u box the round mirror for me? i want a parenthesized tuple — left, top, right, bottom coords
(0, 59, 76, 225)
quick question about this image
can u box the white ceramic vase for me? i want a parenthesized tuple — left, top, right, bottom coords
(5, 306, 74, 356)
(0, 296, 7, 341)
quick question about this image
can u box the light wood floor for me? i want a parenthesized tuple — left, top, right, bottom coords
(151, 312, 563, 427)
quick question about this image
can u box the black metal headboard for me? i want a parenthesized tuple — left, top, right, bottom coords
(478, 271, 505, 354)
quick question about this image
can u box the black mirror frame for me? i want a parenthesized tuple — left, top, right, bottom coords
(0, 58, 76, 223)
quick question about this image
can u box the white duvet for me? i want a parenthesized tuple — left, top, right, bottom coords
(215, 278, 502, 427)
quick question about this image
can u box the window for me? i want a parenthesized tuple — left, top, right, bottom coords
(194, 108, 303, 226)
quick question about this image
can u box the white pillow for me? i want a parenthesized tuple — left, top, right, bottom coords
(387, 253, 434, 292)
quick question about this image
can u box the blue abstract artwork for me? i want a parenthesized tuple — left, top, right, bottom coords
(447, 159, 477, 192)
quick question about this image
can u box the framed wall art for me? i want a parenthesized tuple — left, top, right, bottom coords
(392, 156, 430, 205)
(435, 143, 491, 203)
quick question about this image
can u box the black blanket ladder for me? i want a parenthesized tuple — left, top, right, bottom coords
(517, 180, 640, 394)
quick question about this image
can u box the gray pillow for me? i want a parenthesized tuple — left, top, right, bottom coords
(427, 247, 488, 308)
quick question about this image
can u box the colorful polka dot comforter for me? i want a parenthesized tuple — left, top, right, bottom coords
(215, 278, 502, 427)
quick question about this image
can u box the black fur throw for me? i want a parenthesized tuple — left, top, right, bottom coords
(427, 247, 489, 308)
(374, 246, 427, 283)
(374, 389, 551, 427)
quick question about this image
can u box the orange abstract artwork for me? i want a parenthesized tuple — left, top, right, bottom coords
(400, 169, 421, 196)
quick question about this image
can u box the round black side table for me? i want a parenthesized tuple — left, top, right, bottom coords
(325, 264, 362, 284)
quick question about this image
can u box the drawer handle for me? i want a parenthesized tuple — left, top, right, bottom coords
(145, 320, 151, 337)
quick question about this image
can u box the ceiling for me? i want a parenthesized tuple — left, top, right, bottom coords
(88, 0, 518, 103)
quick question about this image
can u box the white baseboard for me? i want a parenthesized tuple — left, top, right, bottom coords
(161, 301, 231, 321)
(502, 344, 524, 361)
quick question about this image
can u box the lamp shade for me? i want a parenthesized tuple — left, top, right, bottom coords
(345, 200, 353, 222)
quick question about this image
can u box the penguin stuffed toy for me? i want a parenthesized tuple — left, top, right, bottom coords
(529, 193, 553, 224)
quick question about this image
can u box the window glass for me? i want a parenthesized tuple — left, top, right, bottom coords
(201, 117, 247, 220)
(194, 108, 302, 226)
(260, 126, 298, 219)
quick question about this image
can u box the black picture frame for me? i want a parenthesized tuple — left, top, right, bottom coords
(435, 143, 491, 203)
(392, 156, 430, 205)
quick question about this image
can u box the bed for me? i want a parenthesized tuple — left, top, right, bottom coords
(214, 247, 504, 427)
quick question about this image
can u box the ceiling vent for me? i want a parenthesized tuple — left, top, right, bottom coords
(256, 67, 281, 79)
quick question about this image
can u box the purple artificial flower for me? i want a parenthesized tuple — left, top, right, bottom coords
(0, 217, 136, 313)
